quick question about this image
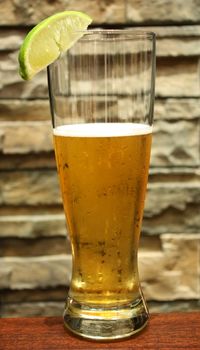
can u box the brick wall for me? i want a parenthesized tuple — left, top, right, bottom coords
(0, 0, 200, 317)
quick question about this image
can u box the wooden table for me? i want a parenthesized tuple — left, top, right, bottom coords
(0, 312, 200, 349)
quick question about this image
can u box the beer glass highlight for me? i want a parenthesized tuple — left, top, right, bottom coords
(48, 30, 156, 340)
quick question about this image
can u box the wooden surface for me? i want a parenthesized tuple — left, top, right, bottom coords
(0, 312, 200, 350)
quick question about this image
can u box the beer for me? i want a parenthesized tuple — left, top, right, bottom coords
(54, 123, 152, 306)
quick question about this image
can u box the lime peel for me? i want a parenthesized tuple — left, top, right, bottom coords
(18, 11, 92, 80)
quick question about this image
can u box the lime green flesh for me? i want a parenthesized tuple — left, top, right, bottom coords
(18, 11, 92, 80)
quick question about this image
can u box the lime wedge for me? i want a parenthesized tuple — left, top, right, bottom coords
(18, 11, 92, 80)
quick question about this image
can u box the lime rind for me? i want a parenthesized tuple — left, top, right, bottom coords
(18, 11, 92, 80)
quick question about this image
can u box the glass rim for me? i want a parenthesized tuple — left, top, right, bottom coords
(73, 29, 156, 41)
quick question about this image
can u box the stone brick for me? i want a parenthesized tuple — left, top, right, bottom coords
(148, 25, 200, 56)
(0, 171, 200, 221)
(0, 99, 50, 121)
(154, 98, 200, 120)
(2, 287, 199, 312)
(156, 37, 200, 57)
(150, 25, 200, 37)
(126, 0, 200, 24)
(151, 120, 199, 166)
(0, 214, 66, 238)
(2, 0, 199, 26)
(0, 170, 61, 206)
(0, 153, 56, 171)
(1, 0, 125, 26)
(0, 287, 67, 303)
(117, 97, 200, 124)
(134, 26, 200, 56)
(69, 57, 199, 98)
(0, 183, 198, 238)
(0, 237, 69, 257)
(1, 302, 64, 318)
(0, 121, 52, 154)
(2, 299, 200, 317)
(0, 234, 199, 301)
(149, 167, 200, 179)
(1, 98, 199, 123)
(0, 255, 71, 289)
(0, 119, 198, 166)
(148, 300, 200, 313)
(0, 0, 200, 317)
(143, 204, 200, 235)
(0, 53, 48, 99)
(0, 167, 199, 237)
(144, 169, 200, 235)
(0, 30, 24, 51)
(2, 26, 200, 57)
(139, 234, 200, 300)
(156, 57, 200, 97)
(145, 181, 200, 218)
(1, 52, 200, 99)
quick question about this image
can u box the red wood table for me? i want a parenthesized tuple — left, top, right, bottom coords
(0, 312, 200, 349)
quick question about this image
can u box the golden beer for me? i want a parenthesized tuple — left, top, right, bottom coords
(54, 123, 152, 306)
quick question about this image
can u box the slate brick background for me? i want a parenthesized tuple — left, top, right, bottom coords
(0, 0, 200, 317)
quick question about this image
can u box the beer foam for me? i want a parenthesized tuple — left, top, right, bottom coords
(53, 123, 152, 137)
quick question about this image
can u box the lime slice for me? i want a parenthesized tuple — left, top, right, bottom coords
(18, 11, 92, 80)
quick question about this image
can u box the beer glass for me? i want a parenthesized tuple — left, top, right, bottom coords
(47, 30, 156, 340)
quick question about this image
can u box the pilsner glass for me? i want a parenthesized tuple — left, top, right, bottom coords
(47, 30, 156, 340)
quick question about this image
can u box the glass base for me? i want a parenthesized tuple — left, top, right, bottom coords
(63, 295, 149, 340)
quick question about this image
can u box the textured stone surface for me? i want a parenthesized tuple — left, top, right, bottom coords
(1, 0, 125, 25)
(2, 0, 200, 25)
(2, 26, 200, 56)
(154, 98, 200, 120)
(0, 52, 200, 98)
(0, 176, 199, 237)
(0, 234, 199, 300)
(2, 287, 199, 311)
(0, 255, 71, 289)
(69, 58, 199, 98)
(151, 120, 199, 166)
(0, 153, 56, 171)
(139, 234, 200, 301)
(150, 25, 200, 37)
(148, 300, 200, 313)
(0, 54, 48, 99)
(1, 98, 199, 123)
(0, 287, 67, 304)
(145, 182, 200, 217)
(0, 99, 50, 121)
(0, 301, 64, 318)
(0, 121, 52, 154)
(0, 171, 200, 215)
(0, 170, 60, 205)
(156, 37, 200, 57)
(126, 0, 200, 24)
(143, 205, 200, 235)
(156, 57, 200, 97)
(0, 120, 198, 166)
(144, 169, 200, 235)
(1, 299, 200, 317)
(0, 237, 69, 257)
(0, 30, 24, 51)
(0, 214, 66, 238)
(0, 0, 200, 318)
